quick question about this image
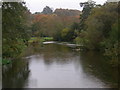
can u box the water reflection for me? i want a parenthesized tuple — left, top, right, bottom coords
(2, 58, 30, 88)
(79, 51, 118, 87)
(42, 44, 75, 65)
(2, 43, 118, 88)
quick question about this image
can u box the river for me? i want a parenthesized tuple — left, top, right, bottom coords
(2, 42, 118, 88)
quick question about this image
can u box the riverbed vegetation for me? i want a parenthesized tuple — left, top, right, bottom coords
(2, 1, 119, 66)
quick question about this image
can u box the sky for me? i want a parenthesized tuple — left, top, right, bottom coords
(25, 0, 107, 13)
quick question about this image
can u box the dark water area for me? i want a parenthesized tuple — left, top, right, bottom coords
(2, 42, 118, 88)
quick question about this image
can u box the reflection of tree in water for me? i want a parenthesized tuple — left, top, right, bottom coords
(42, 44, 76, 65)
(22, 44, 43, 57)
(5, 43, 117, 88)
(77, 51, 118, 88)
(2, 58, 30, 88)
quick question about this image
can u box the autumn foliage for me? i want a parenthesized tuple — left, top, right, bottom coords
(31, 9, 81, 41)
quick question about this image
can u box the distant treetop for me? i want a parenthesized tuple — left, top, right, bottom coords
(41, 6, 53, 14)
(54, 9, 81, 16)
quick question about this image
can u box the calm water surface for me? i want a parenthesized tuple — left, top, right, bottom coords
(2, 42, 118, 88)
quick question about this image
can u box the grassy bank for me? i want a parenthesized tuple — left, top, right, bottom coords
(28, 37, 53, 43)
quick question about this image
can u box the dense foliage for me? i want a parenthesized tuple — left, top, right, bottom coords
(2, 2, 31, 59)
(32, 8, 80, 41)
(54, 9, 81, 16)
(75, 1, 119, 66)
(2, 1, 119, 66)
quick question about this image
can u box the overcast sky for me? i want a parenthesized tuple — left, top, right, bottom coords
(25, 0, 107, 13)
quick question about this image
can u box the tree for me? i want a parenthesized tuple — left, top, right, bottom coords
(76, 2, 119, 50)
(41, 6, 53, 14)
(104, 19, 119, 66)
(79, 0, 96, 31)
(2, 2, 30, 58)
(54, 9, 81, 16)
(32, 11, 80, 41)
(61, 27, 75, 42)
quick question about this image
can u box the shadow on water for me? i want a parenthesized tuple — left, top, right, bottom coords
(77, 51, 118, 88)
(41, 44, 75, 65)
(2, 58, 30, 88)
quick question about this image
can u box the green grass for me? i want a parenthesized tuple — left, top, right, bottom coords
(28, 37, 53, 43)
(28, 37, 41, 43)
(0, 59, 12, 65)
(42, 37, 53, 41)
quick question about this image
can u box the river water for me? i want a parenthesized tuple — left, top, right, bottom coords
(2, 42, 118, 88)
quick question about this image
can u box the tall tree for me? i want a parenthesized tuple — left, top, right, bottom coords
(41, 6, 53, 14)
(79, 0, 96, 31)
(2, 2, 30, 58)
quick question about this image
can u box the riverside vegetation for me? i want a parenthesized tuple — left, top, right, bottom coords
(2, 1, 119, 67)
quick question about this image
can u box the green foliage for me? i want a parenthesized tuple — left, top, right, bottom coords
(104, 42, 119, 66)
(28, 37, 53, 44)
(78, 2, 118, 50)
(71, 22, 80, 30)
(28, 37, 41, 43)
(1, 59, 12, 65)
(61, 28, 69, 38)
(2, 2, 30, 59)
(32, 11, 79, 41)
(74, 37, 82, 45)
(74, 36, 88, 46)
(31, 22, 41, 37)
(61, 27, 75, 42)
(75, 2, 119, 65)
(103, 20, 119, 66)
(43, 37, 53, 41)
(79, 0, 96, 31)
(54, 9, 81, 16)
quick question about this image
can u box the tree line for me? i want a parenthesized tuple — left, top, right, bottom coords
(2, 2, 32, 59)
(75, 1, 119, 66)
(2, 1, 119, 66)
(32, 10, 80, 41)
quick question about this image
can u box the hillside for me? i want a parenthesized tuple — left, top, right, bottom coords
(34, 7, 81, 17)
(54, 9, 81, 16)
